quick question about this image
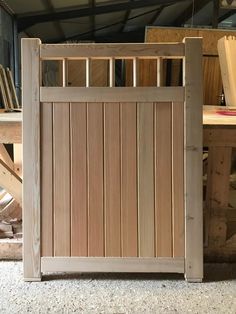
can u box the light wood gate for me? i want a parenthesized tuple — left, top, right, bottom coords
(22, 38, 203, 282)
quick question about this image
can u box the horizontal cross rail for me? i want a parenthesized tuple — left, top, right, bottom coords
(40, 43, 185, 59)
(40, 87, 185, 103)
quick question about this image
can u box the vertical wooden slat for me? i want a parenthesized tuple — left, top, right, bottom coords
(133, 57, 139, 87)
(137, 102, 155, 257)
(157, 58, 163, 87)
(53, 103, 70, 256)
(87, 102, 104, 256)
(22, 38, 41, 281)
(70, 103, 87, 256)
(86, 58, 90, 87)
(41, 103, 53, 257)
(104, 102, 121, 257)
(109, 58, 115, 87)
(120, 102, 137, 257)
(155, 102, 172, 257)
(184, 38, 203, 282)
(172, 102, 184, 257)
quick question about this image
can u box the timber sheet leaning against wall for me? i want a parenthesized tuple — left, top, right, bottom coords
(22, 38, 203, 282)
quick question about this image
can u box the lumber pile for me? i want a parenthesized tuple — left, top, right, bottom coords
(0, 65, 20, 110)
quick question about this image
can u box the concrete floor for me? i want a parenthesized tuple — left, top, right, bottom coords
(0, 262, 235, 313)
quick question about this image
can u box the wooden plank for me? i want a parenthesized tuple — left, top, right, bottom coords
(6, 68, 20, 108)
(137, 102, 155, 257)
(53, 103, 70, 256)
(41, 103, 53, 257)
(22, 38, 41, 281)
(218, 36, 236, 107)
(0, 122, 21, 143)
(0, 65, 14, 109)
(13, 144, 22, 177)
(104, 103, 121, 257)
(172, 102, 184, 257)
(41, 87, 185, 103)
(204, 127, 236, 147)
(184, 38, 203, 282)
(70, 103, 87, 256)
(40, 43, 185, 59)
(0, 71, 10, 110)
(41, 257, 185, 274)
(87, 102, 104, 256)
(155, 102, 172, 257)
(120, 102, 137, 257)
(0, 144, 13, 169)
(0, 239, 22, 260)
(203, 105, 236, 125)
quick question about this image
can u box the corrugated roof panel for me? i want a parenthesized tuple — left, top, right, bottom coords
(185, 1, 213, 25)
(60, 17, 91, 38)
(125, 11, 158, 31)
(95, 11, 125, 25)
(6, 0, 46, 14)
(27, 22, 60, 42)
(155, 1, 191, 26)
(95, 24, 121, 37)
(51, 0, 89, 10)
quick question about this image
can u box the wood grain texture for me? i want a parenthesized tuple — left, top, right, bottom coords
(41, 103, 53, 257)
(120, 102, 137, 257)
(184, 38, 203, 281)
(137, 102, 155, 257)
(172, 102, 184, 257)
(155, 102, 172, 257)
(87, 102, 104, 256)
(41, 257, 185, 273)
(70, 103, 87, 256)
(40, 87, 185, 103)
(41, 43, 185, 59)
(0, 122, 21, 143)
(104, 103, 121, 257)
(53, 103, 70, 256)
(22, 38, 41, 280)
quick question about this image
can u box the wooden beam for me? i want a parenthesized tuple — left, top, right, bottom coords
(0, 159, 22, 205)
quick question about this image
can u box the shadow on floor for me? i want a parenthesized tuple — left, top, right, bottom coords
(42, 263, 236, 283)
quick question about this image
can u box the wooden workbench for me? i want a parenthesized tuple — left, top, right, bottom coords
(203, 106, 236, 261)
(0, 110, 21, 143)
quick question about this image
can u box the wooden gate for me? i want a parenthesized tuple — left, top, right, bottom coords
(22, 38, 203, 282)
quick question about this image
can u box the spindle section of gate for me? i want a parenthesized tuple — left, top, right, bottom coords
(22, 38, 203, 282)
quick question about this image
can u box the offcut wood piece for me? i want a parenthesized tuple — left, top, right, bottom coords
(218, 36, 236, 107)
(0, 238, 22, 260)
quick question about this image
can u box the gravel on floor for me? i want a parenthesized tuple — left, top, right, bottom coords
(0, 262, 235, 314)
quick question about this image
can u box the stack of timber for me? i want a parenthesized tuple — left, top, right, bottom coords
(144, 27, 236, 105)
(0, 65, 20, 110)
(218, 36, 236, 107)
